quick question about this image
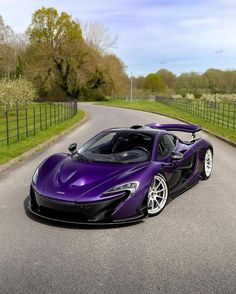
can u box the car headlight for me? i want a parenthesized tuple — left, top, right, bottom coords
(32, 168, 39, 185)
(104, 181, 139, 195)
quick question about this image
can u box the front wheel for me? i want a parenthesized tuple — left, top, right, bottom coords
(201, 148, 213, 180)
(147, 174, 168, 216)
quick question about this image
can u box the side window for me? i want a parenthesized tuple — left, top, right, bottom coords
(157, 135, 176, 160)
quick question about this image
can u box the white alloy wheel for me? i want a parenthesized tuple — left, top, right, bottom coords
(147, 174, 168, 215)
(204, 149, 213, 178)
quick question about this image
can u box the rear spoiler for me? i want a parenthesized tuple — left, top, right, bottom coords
(146, 123, 202, 140)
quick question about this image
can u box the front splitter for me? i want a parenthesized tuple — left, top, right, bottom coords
(27, 202, 146, 226)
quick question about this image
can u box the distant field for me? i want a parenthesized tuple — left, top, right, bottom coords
(97, 100, 236, 143)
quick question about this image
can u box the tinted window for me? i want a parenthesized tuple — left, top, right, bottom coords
(79, 131, 154, 163)
(157, 135, 176, 160)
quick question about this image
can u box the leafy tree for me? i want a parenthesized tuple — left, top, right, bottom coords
(27, 7, 82, 48)
(26, 7, 86, 100)
(0, 44, 17, 78)
(134, 76, 146, 89)
(0, 78, 36, 110)
(145, 73, 166, 92)
(26, 7, 128, 101)
(157, 69, 176, 88)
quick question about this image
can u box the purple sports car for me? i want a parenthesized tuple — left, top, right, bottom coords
(28, 123, 213, 225)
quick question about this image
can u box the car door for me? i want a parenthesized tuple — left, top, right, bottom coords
(157, 134, 184, 192)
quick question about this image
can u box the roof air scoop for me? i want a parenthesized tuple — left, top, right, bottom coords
(130, 125, 143, 129)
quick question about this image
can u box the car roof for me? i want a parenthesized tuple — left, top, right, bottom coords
(104, 126, 169, 136)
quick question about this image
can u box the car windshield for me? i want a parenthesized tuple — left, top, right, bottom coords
(78, 131, 154, 163)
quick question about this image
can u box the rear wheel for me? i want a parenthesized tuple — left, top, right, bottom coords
(147, 174, 168, 216)
(201, 149, 213, 180)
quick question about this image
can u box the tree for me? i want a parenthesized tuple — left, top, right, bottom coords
(135, 76, 146, 89)
(145, 73, 166, 92)
(0, 78, 36, 110)
(83, 22, 117, 54)
(27, 7, 82, 48)
(157, 69, 176, 88)
(174, 72, 203, 97)
(0, 44, 17, 78)
(26, 7, 86, 99)
(26, 7, 128, 101)
(0, 15, 26, 79)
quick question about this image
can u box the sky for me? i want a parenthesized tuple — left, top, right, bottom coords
(0, 0, 236, 76)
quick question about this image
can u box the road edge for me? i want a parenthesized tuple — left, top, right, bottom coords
(97, 104, 236, 148)
(0, 111, 89, 174)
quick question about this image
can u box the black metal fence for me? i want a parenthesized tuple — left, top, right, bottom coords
(0, 101, 77, 145)
(156, 97, 236, 130)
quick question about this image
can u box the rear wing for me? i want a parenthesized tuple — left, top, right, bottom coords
(146, 123, 202, 140)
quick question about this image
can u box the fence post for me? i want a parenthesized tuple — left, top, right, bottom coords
(64, 102, 66, 121)
(45, 105, 47, 129)
(50, 105, 52, 127)
(209, 102, 212, 122)
(203, 100, 205, 120)
(58, 103, 60, 124)
(227, 103, 230, 128)
(214, 101, 216, 123)
(33, 107, 36, 135)
(5, 110, 9, 144)
(199, 100, 201, 118)
(61, 102, 63, 121)
(26, 108, 28, 137)
(200, 100, 202, 119)
(222, 103, 225, 126)
(16, 108, 19, 142)
(54, 104, 56, 125)
(40, 106, 42, 130)
(233, 102, 236, 130)
(63, 101, 66, 120)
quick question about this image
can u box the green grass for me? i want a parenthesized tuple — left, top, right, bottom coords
(0, 110, 85, 165)
(0, 103, 75, 145)
(97, 100, 236, 143)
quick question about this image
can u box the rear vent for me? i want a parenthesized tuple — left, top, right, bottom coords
(130, 125, 143, 129)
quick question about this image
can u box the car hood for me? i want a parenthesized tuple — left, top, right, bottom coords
(41, 156, 149, 202)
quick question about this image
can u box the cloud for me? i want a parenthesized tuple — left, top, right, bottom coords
(0, 0, 235, 75)
(215, 49, 224, 54)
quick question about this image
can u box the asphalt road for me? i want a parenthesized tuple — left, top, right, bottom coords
(0, 103, 235, 294)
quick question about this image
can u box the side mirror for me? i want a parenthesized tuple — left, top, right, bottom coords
(171, 151, 183, 161)
(68, 143, 77, 154)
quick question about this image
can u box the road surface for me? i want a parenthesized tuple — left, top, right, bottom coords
(0, 103, 235, 294)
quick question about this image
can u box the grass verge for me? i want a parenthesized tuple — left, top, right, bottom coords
(0, 110, 85, 165)
(97, 101, 236, 143)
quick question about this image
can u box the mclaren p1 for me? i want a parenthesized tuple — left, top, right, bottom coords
(28, 123, 213, 225)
